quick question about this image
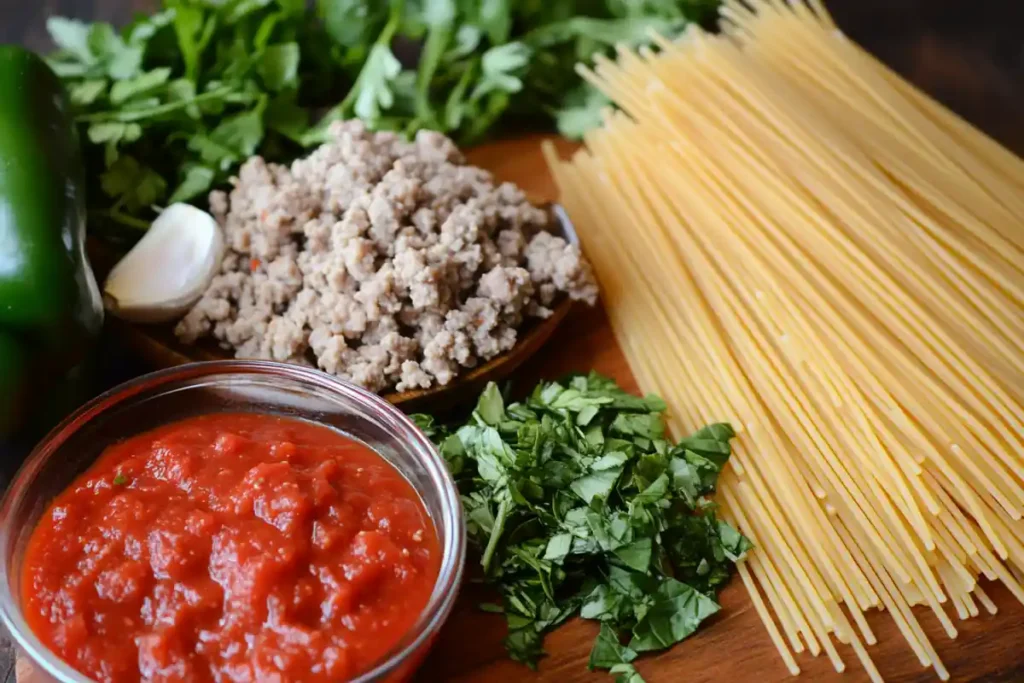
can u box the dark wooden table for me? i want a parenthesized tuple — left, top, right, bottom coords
(3, 2, 1024, 682)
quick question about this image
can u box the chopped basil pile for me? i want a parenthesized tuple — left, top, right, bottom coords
(413, 373, 751, 682)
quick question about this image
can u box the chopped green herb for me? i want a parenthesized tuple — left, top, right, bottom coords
(414, 373, 751, 681)
(112, 474, 128, 486)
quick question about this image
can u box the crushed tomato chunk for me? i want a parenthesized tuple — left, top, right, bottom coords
(22, 413, 439, 683)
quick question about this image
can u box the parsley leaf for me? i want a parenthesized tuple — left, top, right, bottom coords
(258, 43, 300, 91)
(169, 165, 216, 204)
(352, 43, 403, 121)
(101, 155, 167, 213)
(413, 372, 749, 682)
(320, 0, 389, 49)
(555, 84, 611, 138)
(471, 42, 532, 100)
(208, 102, 267, 160)
(109, 67, 172, 105)
(47, 17, 96, 65)
(69, 79, 108, 106)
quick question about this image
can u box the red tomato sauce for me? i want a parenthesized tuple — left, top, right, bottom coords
(21, 413, 441, 682)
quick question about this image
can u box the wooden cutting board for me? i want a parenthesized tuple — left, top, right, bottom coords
(17, 136, 1024, 683)
(415, 137, 1024, 683)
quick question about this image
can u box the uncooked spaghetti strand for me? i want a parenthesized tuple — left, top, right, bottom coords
(546, 6, 1024, 679)
(557, 149, 843, 663)
(643, 57, 1024, 443)
(738, 561, 802, 675)
(590, 113, 907, 562)
(632, 62, 1024, 448)
(577, 135, 856, 614)
(651, 114, 1024, 509)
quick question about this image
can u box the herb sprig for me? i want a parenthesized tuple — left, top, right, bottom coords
(45, 0, 719, 237)
(45, 0, 331, 235)
(414, 373, 751, 682)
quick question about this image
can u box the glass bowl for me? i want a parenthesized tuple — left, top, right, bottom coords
(0, 360, 466, 682)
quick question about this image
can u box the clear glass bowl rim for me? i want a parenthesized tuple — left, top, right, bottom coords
(0, 359, 466, 683)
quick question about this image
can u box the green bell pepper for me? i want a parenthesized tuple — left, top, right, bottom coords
(0, 46, 103, 439)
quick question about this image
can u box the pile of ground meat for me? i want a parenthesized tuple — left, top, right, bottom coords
(175, 121, 598, 392)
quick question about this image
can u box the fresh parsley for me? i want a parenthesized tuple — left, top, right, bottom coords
(413, 373, 751, 682)
(46, 0, 719, 239)
(45, 0, 330, 238)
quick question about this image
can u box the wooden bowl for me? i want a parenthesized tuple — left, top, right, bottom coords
(90, 196, 579, 414)
(101, 298, 571, 414)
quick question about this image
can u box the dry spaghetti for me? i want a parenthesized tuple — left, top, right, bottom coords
(544, 2, 1024, 680)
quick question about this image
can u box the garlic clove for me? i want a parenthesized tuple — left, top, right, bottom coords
(103, 203, 224, 324)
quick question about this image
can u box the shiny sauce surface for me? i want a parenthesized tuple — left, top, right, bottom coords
(22, 413, 440, 682)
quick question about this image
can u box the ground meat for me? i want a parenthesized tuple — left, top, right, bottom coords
(175, 121, 598, 392)
(397, 360, 432, 392)
(524, 232, 599, 307)
(477, 266, 533, 324)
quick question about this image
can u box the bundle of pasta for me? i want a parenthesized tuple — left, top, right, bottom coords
(544, 1, 1024, 681)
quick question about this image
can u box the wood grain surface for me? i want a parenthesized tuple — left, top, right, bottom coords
(4, 2, 1024, 683)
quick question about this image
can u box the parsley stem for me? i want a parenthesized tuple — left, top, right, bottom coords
(337, 4, 404, 115)
(415, 22, 452, 127)
(75, 87, 235, 123)
(481, 497, 510, 573)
